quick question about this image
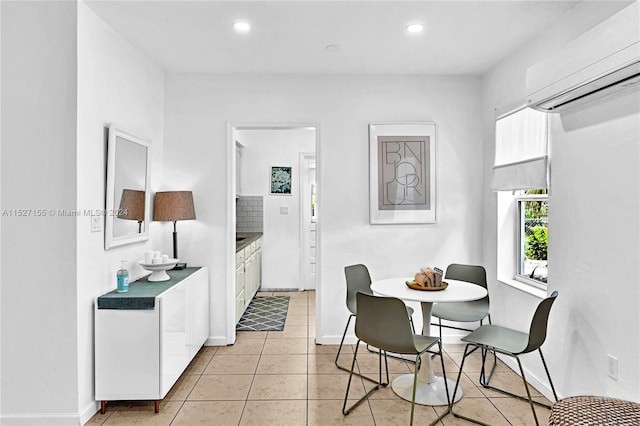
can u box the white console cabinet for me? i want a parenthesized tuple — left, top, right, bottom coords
(95, 267, 209, 413)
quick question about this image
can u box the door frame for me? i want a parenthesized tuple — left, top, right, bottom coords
(298, 152, 316, 291)
(226, 123, 320, 344)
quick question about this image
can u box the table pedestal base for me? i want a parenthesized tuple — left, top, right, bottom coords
(391, 374, 462, 406)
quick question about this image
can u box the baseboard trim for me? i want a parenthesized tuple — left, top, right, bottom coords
(1, 412, 82, 426)
(206, 336, 229, 346)
(80, 401, 100, 425)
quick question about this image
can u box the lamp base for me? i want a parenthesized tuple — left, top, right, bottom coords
(172, 262, 187, 270)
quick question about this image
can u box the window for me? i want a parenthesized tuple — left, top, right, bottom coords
(517, 189, 548, 285)
(493, 106, 549, 289)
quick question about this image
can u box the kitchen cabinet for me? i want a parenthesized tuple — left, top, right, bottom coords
(236, 236, 262, 322)
(95, 267, 209, 413)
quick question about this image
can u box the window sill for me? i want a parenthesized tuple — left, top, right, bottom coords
(497, 277, 547, 299)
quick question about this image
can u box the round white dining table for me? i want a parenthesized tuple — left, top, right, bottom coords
(370, 277, 488, 406)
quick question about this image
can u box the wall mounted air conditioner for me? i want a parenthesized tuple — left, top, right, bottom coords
(526, 1, 640, 112)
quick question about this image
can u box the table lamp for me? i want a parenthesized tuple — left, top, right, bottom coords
(153, 191, 196, 270)
(117, 189, 145, 233)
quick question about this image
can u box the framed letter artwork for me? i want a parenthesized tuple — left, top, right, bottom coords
(369, 123, 436, 224)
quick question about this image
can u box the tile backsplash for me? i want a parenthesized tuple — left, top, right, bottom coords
(236, 195, 264, 232)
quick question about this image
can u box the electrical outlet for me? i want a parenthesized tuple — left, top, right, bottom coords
(607, 355, 618, 380)
(280, 206, 288, 215)
(91, 215, 103, 232)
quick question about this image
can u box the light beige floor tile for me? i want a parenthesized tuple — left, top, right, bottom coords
(309, 324, 316, 338)
(277, 291, 308, 299)
(85, 411, 112, 425)
(308, 373, 367, 400)
(308, 399, 375, 425)
(248, 374, 307, 400)
(240, 400, 307, 425)
(204, 354, 260, 375)
(215, 338, 265, 354)
(439, 397, 510, 425)
(101, 401, 181, 426)
(288, 306, 309, 316)
(256, 291, 274, 297)
(310, 353, 354, 375)
(236, 330, 269, 339)
(491, 396, 551, 426)
(188, 374, 253, 400)
(308, 339, 348, 355)
(286, 314, 308, 325)
(163, 373, 199, 401)
(184, 348, 216, 374)
(263, 337, 308, 354)
(171, 401, 244, 426)
(368, 398, 442, 426)
(267, 324, 308, 339)
(308, 315, 316, 325)
(256, 354, 307, 374)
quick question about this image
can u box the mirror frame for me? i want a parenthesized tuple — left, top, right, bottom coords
(104, 124, 151, 249)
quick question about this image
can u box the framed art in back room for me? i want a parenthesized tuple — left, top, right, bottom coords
(270, 166, 292, 195)
(369, 123, 436, 224)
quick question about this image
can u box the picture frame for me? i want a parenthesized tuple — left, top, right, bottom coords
(369, 123, 436, 224)
(270, 166, 292, 195)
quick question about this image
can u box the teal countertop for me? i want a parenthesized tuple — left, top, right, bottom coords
(97, 267, 201, 310)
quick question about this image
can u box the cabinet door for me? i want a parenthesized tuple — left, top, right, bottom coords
(236, 266, 245, 322)
(160, 283, 189, 396)
(95, 307, 160, 400)
(244, 255, 253, 307)
(188, 268, 209, 358)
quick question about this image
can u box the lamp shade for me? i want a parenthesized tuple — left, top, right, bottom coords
(118, 189, 145, 221)
(153, 191, 196, 222)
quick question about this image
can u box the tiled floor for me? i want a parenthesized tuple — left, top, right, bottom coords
(88, 290, 552, 425)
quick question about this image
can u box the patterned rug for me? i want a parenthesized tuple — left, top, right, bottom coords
(236, 296, 290, 331)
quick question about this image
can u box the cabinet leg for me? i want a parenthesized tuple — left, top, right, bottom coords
(100, 401, 106, 414)
(155, 400, 160, 413)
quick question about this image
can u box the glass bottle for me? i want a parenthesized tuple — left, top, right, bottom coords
(116, 261, 129, 293)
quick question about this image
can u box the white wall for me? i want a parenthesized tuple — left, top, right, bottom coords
(164, 74, 484, 344)
(1, 1, 79, 422)
(236, 128, 315, 290)
(480, 1, 639, 401)
(76, 2, 165, 422)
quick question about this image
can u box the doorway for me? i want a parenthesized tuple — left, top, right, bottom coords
(227, 124, 319, 343)
(299, 153, 316, 291)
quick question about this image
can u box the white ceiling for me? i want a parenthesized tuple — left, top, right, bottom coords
(85, 0, 583, 75)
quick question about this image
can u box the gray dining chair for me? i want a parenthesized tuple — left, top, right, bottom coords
(450, 291, 559, 426)
(342, 292, 450, 426)
(431, 263, 495, 383)
(335, 264, 415, 379)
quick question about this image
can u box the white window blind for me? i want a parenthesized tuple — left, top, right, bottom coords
(491, 107, 549, 191)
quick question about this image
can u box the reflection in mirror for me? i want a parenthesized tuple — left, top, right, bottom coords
(105, 125, 151, 249)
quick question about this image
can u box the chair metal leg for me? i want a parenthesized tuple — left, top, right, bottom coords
(336, 315, 382, 384)
(450, 344, 494, 426)
(426, 340, 454, 426)
(335, 314, 353, 370)
(516, 356, 541, 426)
(539, 348, 558, 402)
(478, 349, 553, 410)
(342, 341, 386, 416)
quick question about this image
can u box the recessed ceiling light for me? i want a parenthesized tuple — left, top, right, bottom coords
(405, 23, 424, 33)
(233, 21, 251, 33)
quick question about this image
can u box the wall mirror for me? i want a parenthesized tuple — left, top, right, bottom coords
(105, 124, 151, 249)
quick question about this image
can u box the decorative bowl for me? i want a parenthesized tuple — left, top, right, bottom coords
(138, 259, 179, 282)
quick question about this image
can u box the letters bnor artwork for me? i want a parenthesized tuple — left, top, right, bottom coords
(369, 123, 436, 224)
